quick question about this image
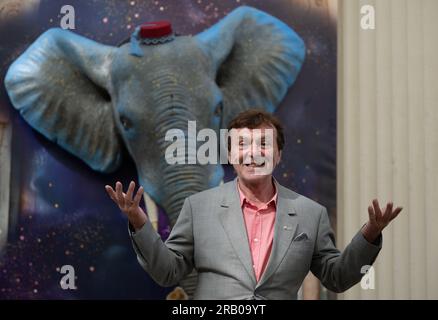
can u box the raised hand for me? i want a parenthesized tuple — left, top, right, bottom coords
(105, 181, 147, 231)
(362, 199, 403, 243)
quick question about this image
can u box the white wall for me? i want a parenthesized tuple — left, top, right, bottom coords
(338, 0, 438, 299)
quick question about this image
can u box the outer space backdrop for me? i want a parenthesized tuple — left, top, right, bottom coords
(0, 0, 336, 299)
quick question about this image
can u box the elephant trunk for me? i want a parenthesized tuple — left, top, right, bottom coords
(154, 102, 212, 225)
(161, 164, 209, 226)
(151, 104, 215, 299)
(160, 164, 210, 299)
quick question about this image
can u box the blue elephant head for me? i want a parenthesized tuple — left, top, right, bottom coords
(4, 6, 305, 226)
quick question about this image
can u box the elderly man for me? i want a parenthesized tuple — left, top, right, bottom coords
(105, 109, 402, 299)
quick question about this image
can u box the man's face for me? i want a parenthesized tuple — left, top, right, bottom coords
(228, 124, 282, 183)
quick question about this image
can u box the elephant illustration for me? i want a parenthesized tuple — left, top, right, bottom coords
(4, 6, 305, 298)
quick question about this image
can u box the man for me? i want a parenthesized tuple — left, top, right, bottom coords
(105, 110, 402, 299)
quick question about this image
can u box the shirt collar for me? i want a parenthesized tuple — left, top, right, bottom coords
(237, 177, 278, 210)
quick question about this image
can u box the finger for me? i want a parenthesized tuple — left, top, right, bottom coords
(105, 185, 117, 202)
(372, 199, 383, 218)
(133, 186, 144, 206)
(368, 205, 377, 224)
(115, 181, 124, 205)
(383, 202, 393, 220)
(122, 192, 133, 208)
(390, 206, 403, 221)
(126, 181, 135, 203)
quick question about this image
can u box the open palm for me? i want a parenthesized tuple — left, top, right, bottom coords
(105, 181, 147, 231)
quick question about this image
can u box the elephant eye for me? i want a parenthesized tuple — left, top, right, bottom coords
(119, 115, 132, 130)
(214, 101, 223, 117)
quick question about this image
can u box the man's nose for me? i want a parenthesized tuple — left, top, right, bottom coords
(251, 143, 266, 165)
(251, 142, 265, 155)
(241, 148, 252, 164)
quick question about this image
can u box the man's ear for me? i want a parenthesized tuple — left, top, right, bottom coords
(226, 129, 241, 165)
(277, 150, 283, 166)
(227, 147, 238, 165)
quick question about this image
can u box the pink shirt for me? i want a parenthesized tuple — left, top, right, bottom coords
(237, 180, 277, 282)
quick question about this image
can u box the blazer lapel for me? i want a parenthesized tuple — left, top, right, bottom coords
(218, 178, 257, 286)
(256, 180, 298, 288)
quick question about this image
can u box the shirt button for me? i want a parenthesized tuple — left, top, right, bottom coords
(254, 238, 259, 242)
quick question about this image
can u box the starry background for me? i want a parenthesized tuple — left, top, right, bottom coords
(0, 0, 337, 299)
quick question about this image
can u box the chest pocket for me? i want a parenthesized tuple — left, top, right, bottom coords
(280, 235, 314, 271)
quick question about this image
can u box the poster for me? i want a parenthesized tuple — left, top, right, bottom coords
(0, 0, 337, 299)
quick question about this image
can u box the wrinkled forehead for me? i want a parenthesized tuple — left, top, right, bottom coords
(231, 124, 277, 137)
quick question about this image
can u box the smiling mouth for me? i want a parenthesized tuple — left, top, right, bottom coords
(244, 163, 265, 168)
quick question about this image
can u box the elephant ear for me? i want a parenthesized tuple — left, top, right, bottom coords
(4, 28, 122, 173)
(196, 6, 306, 127)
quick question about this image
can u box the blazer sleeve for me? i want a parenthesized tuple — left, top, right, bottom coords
(310, 207, 382, 293)
(128, 197, 194, 287)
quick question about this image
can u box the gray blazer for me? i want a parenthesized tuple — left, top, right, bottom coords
(130, 178, 382, 299)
